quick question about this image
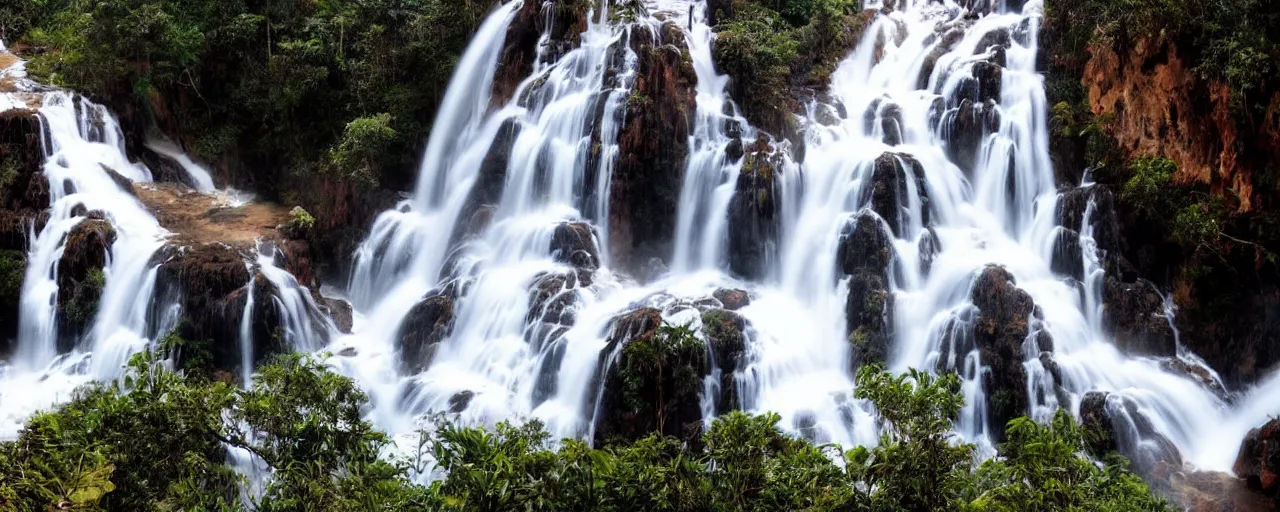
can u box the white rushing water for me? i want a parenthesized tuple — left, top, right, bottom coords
(328, 0, 1279, 476)
(0, 89, 171, 437)
(3, 0, 1279, 494)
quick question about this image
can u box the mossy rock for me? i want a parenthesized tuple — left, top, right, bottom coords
(0, 249, 27, 351)
(596, 309, 710, 444)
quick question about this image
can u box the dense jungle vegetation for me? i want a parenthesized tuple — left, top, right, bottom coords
(0, 346, 1171, 511)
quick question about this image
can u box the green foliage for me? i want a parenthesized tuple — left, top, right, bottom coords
(425, 365, 1171, 511)
(329, 113, 397, 186)
(0, 359, 1172, 512)
(969, 411, 1172, 511)
(64, 266, 106, 327)
(21, 0, 492, 202)
(0, 250, 25, 311)
(0, 352, 240, 511)
(0, 354, 426, 512)
(1123, 157, 1179, 219)
(712, 0, 865, 134)
(1048, 0, 1279, 126)
(619, 323, 707, 434)
(849, 365, 972, 511)
(282, 205, 316, 239)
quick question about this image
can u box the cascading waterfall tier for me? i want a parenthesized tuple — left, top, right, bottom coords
(329, 0, 1280, 478)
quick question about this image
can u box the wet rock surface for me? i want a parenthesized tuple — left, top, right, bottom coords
(609, 22, 695, 277)
(55, 217, 116, 350)
(727, 136, 782, 280)
(941, 265, 1040, 438)
(1080, 391, 1185, 487)
(1235, 418, 1280, 500)
(153, 243, 282, 377)
(397, 291, 457, 374)
(595, 307, 708, 444)
(838, 213, 894, 371)
(864, 152, 930, 237)
(1102, 277, 1177, 358)
(702, 308, 747, 414)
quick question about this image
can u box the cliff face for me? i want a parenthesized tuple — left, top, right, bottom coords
(1083, 36, 1280, 213)
(1041, 0, 1280, 391)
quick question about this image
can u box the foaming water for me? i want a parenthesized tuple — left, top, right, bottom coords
(334, 0, 1277, 476)
(2, 0, 1278, 495)
(1, 91, 171, 437)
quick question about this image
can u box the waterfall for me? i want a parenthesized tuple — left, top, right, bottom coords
(3, 0, 1280, 491)
(329, 0, 1278, 474)
(1, 92, 170, 437)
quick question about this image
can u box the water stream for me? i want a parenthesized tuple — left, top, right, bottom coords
(1, 0, 1278, 491)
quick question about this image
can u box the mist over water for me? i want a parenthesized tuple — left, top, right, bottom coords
(1, 0, 1277, 492)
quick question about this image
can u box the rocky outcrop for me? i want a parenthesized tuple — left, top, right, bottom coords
(0, 108, 49, 349)
(727, 136, 782, 280)
(595, 307, 708, 444)
(864, 152, 930, 236)
(550, 221, 601, 272)
(939, 265, 1045, 437)
(1170, 470, 1276, 512)
(1079, 391, 1185, 487)
(1084, 37, 1279, 214)
(712, 288, 750, 311)
(55, 217, 116, 350)
(492, 0, 590, 106)
(609, 22, 696, 275)
(397, 291, 457, 374)
(702, 308, 747, 414)
(1056, 185, 1122, 276)
(838, 213, 894, 371)
(1235, 418, 1280, 500)
(153, 243, 282, 377)
(1101, 278, 1177, 358)
(941, 98, 1000, 175)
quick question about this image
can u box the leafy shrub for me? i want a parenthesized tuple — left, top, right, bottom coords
(0, 355, 1172, 511)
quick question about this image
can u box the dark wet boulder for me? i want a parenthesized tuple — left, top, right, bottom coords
(918, 28, 966, 90)
(0, 108, 49, 254)
(702, 308, 747, 414)
(55, 218, 117, 350)
(153, 243, 284, 378)
(550, 222, 600, 271)
(452, 119, 521, 246)
(963, 265, 1038, 438)
(0, 249, 26, 353)
(610, 23, 696, 275)
(1234, 418, 1280, 499)
(491, 0, 588, 106)
(919, 226, 941, 277)
(838, 213, 895, 371)
(863, 98, 905, 146)
(942, 99, 1001, 175)
(1170, 469, 1277, 512)
(864, 152, 930, 237)
(727, 136, 782, 280)
(397, 293, 456, 373)
(1102, 277, 1177, 357)
(713, 288, 750, 311)
(1080, 391, 1185, 487)
(1050, 227, 1084, 281)
(972, 61, 1002, 104)
(1159, 358, 1229, 402)
(318, 296, 354, 334)
(448, 390, 476, 414)
(596, 307, 708, 444)
(1057, 185, 1122, 272)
